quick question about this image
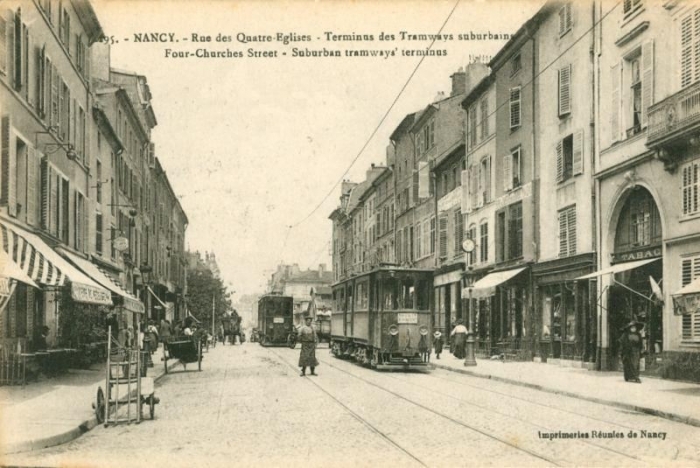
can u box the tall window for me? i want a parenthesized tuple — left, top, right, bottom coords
(469, 107, 477, 147)
(415, 221, 423, 259)
(430, 217, 436, 254)
(556, 131, 583, 183)
(681, 256, 700, 342)
(480, 97, 489, 139)
(480, 221, 489, 263)
(559, 3, 573, 35)
(623, 0, 643, 19)
(558, 64, 572, 116)
(509, 87, 521, 129)
(682, 160, 700, 216)
(95, 213, 103, 255)
(614, 188, 661, 251)
(454, 209, 463, 256)
(480, 156, 491, 204)
(504, 147, 522, 192)
(681, 9, 700, 89)
(508, 202, 523, 259)
(558, 205, 577, 257)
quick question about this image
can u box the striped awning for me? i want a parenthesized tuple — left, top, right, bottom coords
(0, 221, 112, 305)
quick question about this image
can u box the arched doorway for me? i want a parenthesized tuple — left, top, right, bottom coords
(608, 186, 663, 371)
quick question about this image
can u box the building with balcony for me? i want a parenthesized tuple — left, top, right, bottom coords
(592, 0, 700, 378)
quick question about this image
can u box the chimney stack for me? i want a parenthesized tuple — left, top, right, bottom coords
(450, 67, 466, 96)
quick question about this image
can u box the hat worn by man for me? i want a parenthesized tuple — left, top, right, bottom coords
(433, 331, 442, 337)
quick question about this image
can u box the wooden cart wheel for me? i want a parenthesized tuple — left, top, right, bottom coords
(95, 386, 106, 424)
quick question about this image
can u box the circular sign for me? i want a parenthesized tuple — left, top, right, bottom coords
(388, 324, 399, 336)
(461, 239, 476, 253)
(113, 237, 129, 252)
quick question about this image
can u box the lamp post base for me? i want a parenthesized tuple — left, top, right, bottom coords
(464, 332, 477, 366)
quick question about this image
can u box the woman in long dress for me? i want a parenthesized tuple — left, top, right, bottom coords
(450, 320, 468, 359)
(619, 320, 644, 383)
(298, 316, 319, 376)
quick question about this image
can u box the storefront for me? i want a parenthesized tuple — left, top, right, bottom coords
(462, 266, 531, 359)
(433, 265, 464, 335)
(532, 253, 596, 366)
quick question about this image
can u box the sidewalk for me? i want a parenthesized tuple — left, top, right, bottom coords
(0, 346, 176, 455)
(433, 355, 700, 427)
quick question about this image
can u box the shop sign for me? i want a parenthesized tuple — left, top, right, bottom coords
(612, 247, 661, 264)
(273, 317, 284, 324)
(71, 283, 113, 305)
(674, 294, 700, 315)
(397, 313, 418, 324)
(0, 277, 11, 296)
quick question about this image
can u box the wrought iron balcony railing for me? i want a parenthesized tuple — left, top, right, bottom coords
(647, 81, 700, 147)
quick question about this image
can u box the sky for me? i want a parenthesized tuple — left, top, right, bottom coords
(92, 0, 542, 296)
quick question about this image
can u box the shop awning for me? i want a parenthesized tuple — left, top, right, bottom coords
(0, 250, 38, 288)
(672, 278, 700, 315)
(0, 221, 112, 305)
(462, 267, 527, 299)
(147, 286, 167, 309)
(575, 258, 659, 280)
(57, 248, 144, 314)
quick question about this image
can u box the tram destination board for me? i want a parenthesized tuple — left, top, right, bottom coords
(397, 313, 418, 324)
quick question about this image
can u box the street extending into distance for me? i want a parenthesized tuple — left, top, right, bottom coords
(4, 343, 700, 468)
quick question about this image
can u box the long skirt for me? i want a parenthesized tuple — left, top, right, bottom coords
(298, 342, 319, 367)
(453, 333, 466, 359)
(622, 349, 641, 381)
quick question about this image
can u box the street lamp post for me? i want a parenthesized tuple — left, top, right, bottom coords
(461, 239, 477, 367)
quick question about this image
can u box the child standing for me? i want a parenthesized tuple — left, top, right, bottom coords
(433, 331, 444, 359)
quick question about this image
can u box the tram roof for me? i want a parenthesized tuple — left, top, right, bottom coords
(332, 267, 434, 287)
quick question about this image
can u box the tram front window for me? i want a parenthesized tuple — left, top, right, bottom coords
(383, 278, 397, 310)
(397, 277, 415, 309)
(416, 279, 430, 310)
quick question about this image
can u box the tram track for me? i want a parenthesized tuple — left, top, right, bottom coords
(315, 353, 700, 465)
(267, 347, 563, 467)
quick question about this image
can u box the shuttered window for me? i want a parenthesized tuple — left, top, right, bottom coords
(415, 221, 422, 259)
(556, 131, 583, 183)
(682, 160, 700, 216)
(454, 209, 463, 256)
(430, 217, 436, 254)
(558, 205, 577, 257)
(0, 13, 7, 74)
(559, 3, 573, 35)
(509, 87, 521, 128)
(439, 215, 448, 259)
(558, 64, 572, 116)
(504, 147, 521, 192)
(480, 156, 491, 204)
(680, 9, 700, 89)
(480, 222, 488, 263)
(480, 98, 489, 139)
(508, 202, 523, 259)
(681, 256, 700, 341)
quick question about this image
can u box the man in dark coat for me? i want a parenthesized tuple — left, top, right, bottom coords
(619, 320, 644, 383)
(298, 316, 319, 376)
(433, 331, 444, 359)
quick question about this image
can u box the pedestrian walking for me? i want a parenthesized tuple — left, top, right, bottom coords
(298, 316, 319, 376)
(450, 320, 468, 359)
(433, 331, 444, 360)
(619, 320, 644, 383)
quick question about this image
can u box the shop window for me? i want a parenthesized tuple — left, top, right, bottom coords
(681, 256, 700, 342)
(542, 296, 552, 338)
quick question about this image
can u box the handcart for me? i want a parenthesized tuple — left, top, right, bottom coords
(93, 327, 158, 426)
(163, 337, 202, 373)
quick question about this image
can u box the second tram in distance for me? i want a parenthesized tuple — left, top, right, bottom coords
(331, 267, 433, 369)
(257, 294, 295, 346)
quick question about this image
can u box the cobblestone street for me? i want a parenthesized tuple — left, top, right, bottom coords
(4, 343, 700, 468)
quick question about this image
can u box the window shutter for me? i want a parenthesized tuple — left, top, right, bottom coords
(509, 87, 521, 128)
(37, 45, 44, 116)
(27, 146, 37, 226)
(51, 64, 58, 127)
(0, 12, 7, 74)
(558, 210, 567, 257)
(568, 207, 577, 255)
(641, 39, 654, 127)
(50, 172, 58, 236)
(481, 98, 489, 138)
(572, 130, 584, 176)
(681, 12, 693, 88)
(454, 209, 463, 254)
(462, 169, 471, 213)
(1, 114, 16, 217)
(611, 63, 620, 142)
(513, 148, 521, 186)
(13, 8, 21, 91)
(41, 158, 50, 230)
(556, 140, 564, 183)
(418, 161, 429, 199)
(484, 156, 491, 203)
(558, 64, 571, 116)
(439, 214, 448, 259)
(504, 152, 513, 192)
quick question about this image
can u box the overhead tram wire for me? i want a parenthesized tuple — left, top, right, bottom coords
(281, 0, 620, 261)
(285, 0, 463, 233)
